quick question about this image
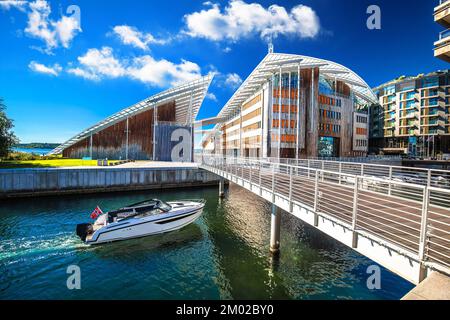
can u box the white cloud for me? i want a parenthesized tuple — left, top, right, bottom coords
(184, 1, 320, 42)
(74, 47, 125, 79)
(53, 15, 81, 48)
(28, 60, 62, 76)
(22, 0, 81, 53)
(224, 73, 242, 89)
(0, 0, 27, 11)
(112, 25, 167, 51)
(206, 92, 218, 102)
(67, 47, 203, 87)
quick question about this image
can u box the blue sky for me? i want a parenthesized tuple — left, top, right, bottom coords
(0, 0, 448, 143)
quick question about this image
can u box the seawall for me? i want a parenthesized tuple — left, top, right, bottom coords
(0, 162, 220, 199)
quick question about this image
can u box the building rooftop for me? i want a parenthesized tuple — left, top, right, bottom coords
(373, 69, 450, 91)
(218, 52, 377, 120)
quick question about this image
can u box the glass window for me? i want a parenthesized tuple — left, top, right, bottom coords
(422, 77, 438, 88)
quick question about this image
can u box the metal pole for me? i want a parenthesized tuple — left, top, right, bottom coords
(289, 166, 293, 211)
(313, 170, 319, 226)
(352, 176, 359, 248)
(418, 186, 430, 282)
(272, 164, 275, 202)
(219, 177, 225, 198)
(388, 166, 393, 195)
(259, 161, 263, 196)
(270, 204, 281, 254)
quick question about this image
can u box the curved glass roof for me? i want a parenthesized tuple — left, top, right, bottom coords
(218, 53, 377, 120)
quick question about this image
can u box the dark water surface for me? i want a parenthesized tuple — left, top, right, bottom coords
(0, 184, 413, 299)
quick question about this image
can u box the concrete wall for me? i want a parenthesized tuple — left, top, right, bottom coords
(0, 167, 219, 198)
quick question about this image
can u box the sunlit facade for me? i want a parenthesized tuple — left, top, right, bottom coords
(203, 53, 376, 159)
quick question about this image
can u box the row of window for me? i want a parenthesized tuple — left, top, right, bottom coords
(272, 104, 298, 113)
(400, 91, 416, 100)
(356, 128, 367, 135)
(355, 140, 368, 147)
(272, 119, 297, 128)
(421, 89, 439, 97)
(319, 123, 341, 133)
(270, 133, 297, 143)
(400, 100, 416, 109)
(320, 109, 341, 120)
(356, 115, 367, 123)
(273, 89, 300, 99)
(242, 94, 261, 111)
(421, 98, 439, 106)
(318, 95, 342, 107)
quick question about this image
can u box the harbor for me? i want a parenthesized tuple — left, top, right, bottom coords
(0, 0, 449, 304)
(0, 184, 414, 300)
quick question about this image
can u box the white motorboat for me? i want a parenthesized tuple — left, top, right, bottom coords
(76, 199, 205, 245)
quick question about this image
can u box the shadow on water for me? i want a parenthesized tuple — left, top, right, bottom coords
(81, 224, 204, 261)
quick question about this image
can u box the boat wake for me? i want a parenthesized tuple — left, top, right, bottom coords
(0, 232, 88, 263)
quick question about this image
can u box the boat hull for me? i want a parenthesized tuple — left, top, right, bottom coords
(85, 205, 203, 245)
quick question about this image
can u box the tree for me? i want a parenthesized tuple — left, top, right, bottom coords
(0, 98, 19, 158)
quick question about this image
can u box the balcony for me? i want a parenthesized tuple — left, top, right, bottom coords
(435, 0, 450, 28)
(435, 29, 450, 62)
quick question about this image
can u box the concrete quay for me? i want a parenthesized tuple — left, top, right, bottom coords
(0, 161, 219, 199)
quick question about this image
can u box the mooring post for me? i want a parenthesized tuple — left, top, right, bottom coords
(219, 177, 225, 198)
(270, 204, 281, 255)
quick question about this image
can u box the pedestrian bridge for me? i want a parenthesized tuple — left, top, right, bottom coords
(198, 156, 450, 285)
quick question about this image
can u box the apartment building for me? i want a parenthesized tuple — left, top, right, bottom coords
(370, 70, 450, 157)
(435, 0, 450, 62)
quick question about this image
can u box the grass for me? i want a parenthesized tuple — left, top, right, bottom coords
(0, 158, 117, 169)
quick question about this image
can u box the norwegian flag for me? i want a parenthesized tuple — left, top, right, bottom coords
(90, 206, 103, 220)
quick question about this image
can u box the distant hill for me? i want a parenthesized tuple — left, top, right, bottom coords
(14, 143, 60, 149)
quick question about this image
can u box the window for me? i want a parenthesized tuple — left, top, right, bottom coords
(421, 77, 438, 88)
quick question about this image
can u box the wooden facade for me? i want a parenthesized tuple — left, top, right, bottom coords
(63, 101, 176, 160)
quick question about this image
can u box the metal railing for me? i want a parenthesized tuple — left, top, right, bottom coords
(199, 155, 450, 273)
(261, 157, 450, 189)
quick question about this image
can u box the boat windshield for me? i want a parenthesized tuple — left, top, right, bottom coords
(157, 200, 172, 212)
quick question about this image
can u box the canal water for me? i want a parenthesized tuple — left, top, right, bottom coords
(0, 184, 413, 300)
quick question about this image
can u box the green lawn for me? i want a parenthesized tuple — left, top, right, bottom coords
(0, 159, 117, 169)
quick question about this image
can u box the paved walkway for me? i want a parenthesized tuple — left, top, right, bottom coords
(402, 272, 450, 300)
